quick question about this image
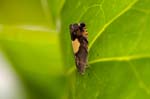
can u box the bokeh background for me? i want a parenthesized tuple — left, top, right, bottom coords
(0, 0, 66, 99)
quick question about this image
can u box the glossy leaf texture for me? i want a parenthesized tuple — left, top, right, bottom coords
(61, 0, 150, 99)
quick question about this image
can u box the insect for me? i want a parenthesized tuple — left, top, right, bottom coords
(69, 23, 88, 74)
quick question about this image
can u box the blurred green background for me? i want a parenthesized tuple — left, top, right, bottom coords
(0, 0, 66, 99)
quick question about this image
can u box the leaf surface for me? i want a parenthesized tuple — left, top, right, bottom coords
(61, 0, 150, 98)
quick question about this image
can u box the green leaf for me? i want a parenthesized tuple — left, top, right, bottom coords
(1, 0, 150, 98)
(0, 0, 66, 99)
(0, 26, 66, 99)
(61, 0, 150, 98)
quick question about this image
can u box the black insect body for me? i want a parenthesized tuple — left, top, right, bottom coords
(69, 23, 88, 74)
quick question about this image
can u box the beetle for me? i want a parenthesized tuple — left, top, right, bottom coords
(69, 23, 88, 74)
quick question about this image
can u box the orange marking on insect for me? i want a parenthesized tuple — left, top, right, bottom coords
(72, 38, 80, 53)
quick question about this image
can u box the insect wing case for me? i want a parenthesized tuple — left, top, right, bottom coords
(69, 23, 88, 74)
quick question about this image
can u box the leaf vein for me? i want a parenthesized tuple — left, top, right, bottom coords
(129, 62, 150, 95)
(89, 55, 150, 64)
(89, 0, 138, 51)
(76, 4, 102, 22)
